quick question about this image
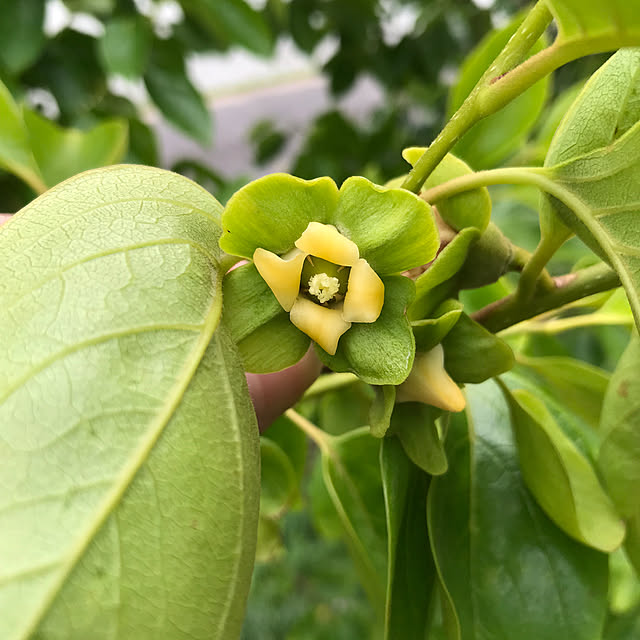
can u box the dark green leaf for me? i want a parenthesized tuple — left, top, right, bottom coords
(412, 299, 463, 352)
(22, 108, 128, 188)
(98, 16, 152, 78)
(0, 0, 46, 75)
(0, 166, 259, 639)
(442, 312, 514, 383)
(428, 380, 609, 640)
(181, 0, 275, 56)
(260, 437, 298, 518)
(144, 39, 212, 143)
(604, 605, 640, 640)
(380, 438, 435, 640)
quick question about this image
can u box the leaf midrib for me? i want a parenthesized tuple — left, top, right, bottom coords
(18, 265, 224, 640)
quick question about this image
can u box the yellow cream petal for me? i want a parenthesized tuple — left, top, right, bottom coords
(289, 297, 351, 355)
(253, 247, 306, 312)
(396, 345, 466, 412)
(342, 259, 384, 323)
(294, 222, 359, 266)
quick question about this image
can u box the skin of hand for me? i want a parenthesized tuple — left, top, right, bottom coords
(0, 213, 321, 431)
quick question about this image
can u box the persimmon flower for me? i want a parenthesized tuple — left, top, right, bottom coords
(253, 222, 384, 354)
(220, 173, 439, 385)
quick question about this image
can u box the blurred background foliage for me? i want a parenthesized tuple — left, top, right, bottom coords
(0, 1, 631, 638)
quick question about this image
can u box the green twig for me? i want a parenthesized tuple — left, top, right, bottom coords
(285, 408, 332, 454)
(472, 263, 622, 333)
(303, 373, 359, 398)
(400, 1, 553, 193)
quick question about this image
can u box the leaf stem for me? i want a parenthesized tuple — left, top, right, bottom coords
(303, 372, 359, 398)
(285, 408, 332, 453)
(472, 263, 621, 333)
(400, 1, 553, 193)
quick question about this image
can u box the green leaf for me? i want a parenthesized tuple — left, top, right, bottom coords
(540, 119, 640, 330)
(318, 276, 416, 385)
(222, 263, 310, 373)
(308, 428, 387, 610)
(546, 0, 640, 50)
(604, 606, 640, 640)
(609, 548, 640, 615)
(181, 0, 275, 56)
(260, 437, 298, 518)
(0, 0, 46, 75)
(447, 15, 549, 169)
(428, 380, 609, 640)
(370, 385, 396, 438)
(98, 16, 152, 78)
(442, 312, 514, 383)
(409, 228, 480, 321)
(0, 79, 45, 193)
(0, 166, 260, 639)
(540, 48, 640, 250)
(334, 176, 439, 275)
(317, 381, 373, 436)
(144, 39, 212, 144)
(504, 387, 625, 552)
(403, 150, 491, 232)
(391, 403, 448, 476)
(599, 335, 640, 518)
(380, 438, 436, 640)
(412, 299, 463, 352)
(515, 355, 610, 430)
(22, 108, 128, 188)
(220, 173, 339, 258)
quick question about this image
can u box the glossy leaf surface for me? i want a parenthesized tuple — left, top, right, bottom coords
(380, 438, 435, 640)
(428, 380, 609, 640)
(0, 166, 260, 639)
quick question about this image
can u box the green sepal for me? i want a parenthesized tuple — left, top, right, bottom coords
(403, 149, 491, 232)
(411, 299, 463, 352)
(456, 223, 514, 290)
(333, 176, 439, 274)
(220, 173, 339, 258)
(390, 403, 448, 475)
(442, 312, 514, 383)
(503, 386, 626, 553)
(222, 263, 310, 373)
(317, 276, 416, 385)
(409, 227, 480, 321)
(369, 385, 396, 438)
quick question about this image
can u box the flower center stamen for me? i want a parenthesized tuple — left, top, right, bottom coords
(308, 273, 340, 303)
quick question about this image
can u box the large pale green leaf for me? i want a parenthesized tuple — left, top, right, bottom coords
(22, 108, 128, 189)
(0, 79, 45, 193)
(428, 380, 609, 640)
(539, 118, 640, 331)
(599, 335, 640, 527)
(540, 48, 640, 251)
(0, 166, 260, 639)
(380, 438, 435, 640)
(448, 15, 550, 170)
(505, 387, 625, 552)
